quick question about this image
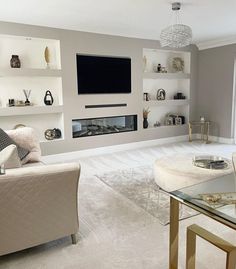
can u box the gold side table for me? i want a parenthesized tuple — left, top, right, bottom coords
(188, 121, 211, 143)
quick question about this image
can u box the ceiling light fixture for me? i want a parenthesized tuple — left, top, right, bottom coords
(160, 2, 192, 48)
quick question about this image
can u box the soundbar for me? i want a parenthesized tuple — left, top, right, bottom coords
(85, 104, 127, 109)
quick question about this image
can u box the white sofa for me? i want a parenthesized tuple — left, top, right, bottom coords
(0, 163, 80, 256)
(0, 128, 81, 256)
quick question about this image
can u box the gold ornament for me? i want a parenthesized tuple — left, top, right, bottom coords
(44, 47, 50, 68)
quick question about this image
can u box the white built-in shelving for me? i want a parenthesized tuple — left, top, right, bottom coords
(0, 34, 64, 143)
(143, 48, 191, 129)
(0, 35, 61, 70)
(0, 105, 63, 116)
(143, 72, 190, 80)
(142, 124, 188, 131)
(143, 99, 189, 107)
(0, 68, 62, 77)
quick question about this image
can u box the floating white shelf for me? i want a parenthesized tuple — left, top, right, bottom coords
(143, 72, 190, 80)
(40, 138, 64, 144)
(0, 105, 63, 116)
(143, 124, 188, 131)
(0, 68, 62, 77)
(143, 99, 190, 107)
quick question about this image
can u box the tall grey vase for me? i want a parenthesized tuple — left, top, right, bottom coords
(143, 118, 148, 129)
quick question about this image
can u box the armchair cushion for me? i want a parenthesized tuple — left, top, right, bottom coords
(6, 127, 41, 164)
(0, 144, 21, 169)
(0, 128, 29, 160)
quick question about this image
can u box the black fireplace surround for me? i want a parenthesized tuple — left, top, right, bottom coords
(72, 115, 137, 138)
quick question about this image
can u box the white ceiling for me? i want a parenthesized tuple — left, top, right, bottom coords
(1, 0, 236, 48)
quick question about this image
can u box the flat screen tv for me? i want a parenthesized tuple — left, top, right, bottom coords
(76, 54, 131, 94)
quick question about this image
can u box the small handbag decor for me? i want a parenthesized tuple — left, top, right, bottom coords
(44, 128, 62, 140)
(44, 90, 54, 105)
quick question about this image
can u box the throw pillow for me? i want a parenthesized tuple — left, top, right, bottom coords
(0, 144, 22, 169)
(6, 127, 41, 164)
(0, 128, 29, 160)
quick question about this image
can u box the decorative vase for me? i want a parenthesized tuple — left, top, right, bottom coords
(10, 55, 21, 68)
(143, 118, 148, 129)
(44, 90, 54, 105)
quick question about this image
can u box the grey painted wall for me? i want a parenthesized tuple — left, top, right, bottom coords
(0, 21, 198, 155)
(197, 44, 236, 139)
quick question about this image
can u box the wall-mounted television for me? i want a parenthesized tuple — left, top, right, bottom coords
(76, 54, 131, 94)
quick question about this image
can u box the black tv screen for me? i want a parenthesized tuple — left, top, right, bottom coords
(76, 54, 131, 94)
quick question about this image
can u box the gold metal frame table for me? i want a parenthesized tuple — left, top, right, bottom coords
(169, 173, 236, 269)
(188, 121, 211, 143)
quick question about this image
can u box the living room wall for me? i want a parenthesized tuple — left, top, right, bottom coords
(197, 44, 236, 141)
(0, 21, 198, 155)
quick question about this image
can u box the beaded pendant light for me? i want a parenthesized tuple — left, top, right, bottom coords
(160, 2, 192, 48)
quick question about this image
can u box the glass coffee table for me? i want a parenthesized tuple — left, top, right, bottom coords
(169, 172, 236, 269)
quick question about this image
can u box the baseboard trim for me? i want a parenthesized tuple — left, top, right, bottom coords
(42, 135, 189, 162)
(210, 136, 234, 144)
(195, 134, 234, 144)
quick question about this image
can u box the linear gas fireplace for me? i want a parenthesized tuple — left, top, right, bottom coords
(72, 115, 137, 138)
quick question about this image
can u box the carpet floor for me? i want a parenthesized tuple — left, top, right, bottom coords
(1, 141, 236, 269)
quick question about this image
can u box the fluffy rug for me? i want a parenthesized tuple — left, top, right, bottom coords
(96, 166, 198, 225)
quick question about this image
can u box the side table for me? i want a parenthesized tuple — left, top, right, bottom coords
(188, 121, 211, 143)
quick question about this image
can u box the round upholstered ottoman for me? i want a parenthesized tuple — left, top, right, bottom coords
(153, 154, 233, 192)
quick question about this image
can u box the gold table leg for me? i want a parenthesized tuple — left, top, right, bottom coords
(188, 123, 192, 142)
(206, 122, 210, 143)
(186, 226, 197, 269)
(169, 197, 179, 269)
(200, 124, 204, 141)
(186, 224, 236, 269)
(227, 250, 236, 269)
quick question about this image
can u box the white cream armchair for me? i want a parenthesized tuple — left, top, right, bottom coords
(0, 162, 80, 256)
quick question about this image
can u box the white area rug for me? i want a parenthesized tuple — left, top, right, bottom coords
(96, 166, 198, 225)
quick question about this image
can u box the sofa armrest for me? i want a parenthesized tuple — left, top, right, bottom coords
(0, 163, 80, 256)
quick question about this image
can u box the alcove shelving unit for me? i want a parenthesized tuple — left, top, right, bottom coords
(0, 68, 62, 77)
(0, 105, 63, 116)
(143, 72, 190, 80)
(142, 48, 191, 130)
(143, 99, 189, 107)
(0, 34, 64, 143)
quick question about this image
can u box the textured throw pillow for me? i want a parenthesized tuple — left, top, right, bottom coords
(0, 128, 29, 160)
(6, 127, 41, 164)
(0, 144, 22, 169)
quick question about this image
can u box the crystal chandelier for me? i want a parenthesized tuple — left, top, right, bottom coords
(160, 2, 192, 48)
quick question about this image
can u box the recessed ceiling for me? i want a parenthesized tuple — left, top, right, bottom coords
(1, 0, 236, 48)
